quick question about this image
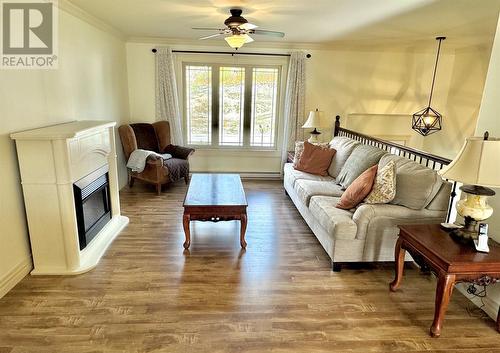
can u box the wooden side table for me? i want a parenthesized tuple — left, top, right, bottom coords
(390, 224, 500, 337)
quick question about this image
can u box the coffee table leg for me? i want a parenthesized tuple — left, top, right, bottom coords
(240, 213, 247, 248)
(390, 236, 406, 292)
(183, 213, 191, 249)
(430, 273, 455, 337)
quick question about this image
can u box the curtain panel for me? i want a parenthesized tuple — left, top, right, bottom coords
(281, 51, 306, 166)
(155, 47, 184, 145)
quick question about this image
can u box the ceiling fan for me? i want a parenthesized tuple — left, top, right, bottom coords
(192, 8, 285, 49)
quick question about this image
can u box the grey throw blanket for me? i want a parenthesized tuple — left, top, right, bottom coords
(164, 158, 189, 182)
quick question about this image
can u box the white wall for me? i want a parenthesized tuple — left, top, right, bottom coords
(126, 42, 487, 173)
(306, 48, 456, 145)
(469, 14, 500, 324)
(422, 47, 490, 158)
(458, 15, 500, 320)
(0, 8, 130, 297)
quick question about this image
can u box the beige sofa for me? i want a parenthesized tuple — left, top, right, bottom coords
(284, 136, 451, 271)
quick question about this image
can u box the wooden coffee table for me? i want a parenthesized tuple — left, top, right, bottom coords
(182, 173, 248, 249)
(390, 224, 500, 337)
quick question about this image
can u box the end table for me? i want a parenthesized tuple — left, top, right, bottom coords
(390, 224, 500, 337)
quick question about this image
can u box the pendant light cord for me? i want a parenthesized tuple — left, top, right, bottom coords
(427, 37, 445, 107)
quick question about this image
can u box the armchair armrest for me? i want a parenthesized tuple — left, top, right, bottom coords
(163, 144, 195, 160)
(146, 154, 163, 166)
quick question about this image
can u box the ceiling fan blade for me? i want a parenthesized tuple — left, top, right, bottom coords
(199, 33, 222, 40)
(252, 29, 285, 38)
(239, 22, 258, 30)
(242, 34, 254, 43)
(192, 27, 225, 31)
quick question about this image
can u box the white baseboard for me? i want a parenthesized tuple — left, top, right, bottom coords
(0, 257, 32, 299)
(190, 171, 282, 180)
(240, 173, 281, 180)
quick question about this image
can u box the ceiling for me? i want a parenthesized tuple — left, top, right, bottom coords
(67, 0, 500, 49)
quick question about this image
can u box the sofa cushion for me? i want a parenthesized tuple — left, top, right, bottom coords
(336, 144, 387, 189)
(337, 164, 378, 210)
(295, 141, 336, 176)
(309, 196, 357, 240)
(328, 137, 360, 178)
(379, 154, 443, 210)
(426, 181, 452, 212)
(294, 179, 344, 206)
(284, 163, 334, 188)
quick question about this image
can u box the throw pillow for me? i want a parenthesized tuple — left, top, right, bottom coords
(336, 144, 387, 189)
(293, 141, 329, 167)
(364, 160, 396, 204)
(337, 165, 378, 209)
(293, 141, 305, 167)
(295, 141, 336, 176)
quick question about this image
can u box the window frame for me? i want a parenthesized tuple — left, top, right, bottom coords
(177, 54, 287, 152)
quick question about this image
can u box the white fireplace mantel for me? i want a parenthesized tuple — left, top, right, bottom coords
(11, 121, 129, 275)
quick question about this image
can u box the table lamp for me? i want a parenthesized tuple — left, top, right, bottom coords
(302, 109, 328, 143)
(439, 132, 500, 241)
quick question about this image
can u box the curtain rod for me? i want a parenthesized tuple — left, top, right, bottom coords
(151, 48, 312, 58)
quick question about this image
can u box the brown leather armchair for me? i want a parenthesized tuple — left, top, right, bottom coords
(118, 121, 194, 195)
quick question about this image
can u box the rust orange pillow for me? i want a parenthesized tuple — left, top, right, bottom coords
(295, 141, 336, 176)
(337, 164, 378, 209)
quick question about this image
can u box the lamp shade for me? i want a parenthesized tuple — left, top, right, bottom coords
(302, 110, 327, 128)
(439, 134, 500, 188)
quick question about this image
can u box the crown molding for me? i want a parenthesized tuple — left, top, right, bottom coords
(57, 0, 126, 41)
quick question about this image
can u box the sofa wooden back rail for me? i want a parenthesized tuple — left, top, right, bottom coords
(333, 115, 457, 222)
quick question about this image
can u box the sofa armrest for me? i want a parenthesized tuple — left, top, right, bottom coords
(352, 203, 446, 240)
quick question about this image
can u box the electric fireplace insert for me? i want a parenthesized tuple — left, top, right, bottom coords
(73, 165, 112, 250)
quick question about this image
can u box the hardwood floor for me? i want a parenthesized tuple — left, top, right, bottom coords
(1, 180, 499, 353)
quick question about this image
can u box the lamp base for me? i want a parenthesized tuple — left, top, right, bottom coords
(450, 217, 478, 243)
(450, 185, 495, 244)
(308, 128, 321, 143)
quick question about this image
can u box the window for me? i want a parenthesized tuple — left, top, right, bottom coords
(185, 65, 212, 145)
(251, 68, 279, 147)
(184, 63, 281, 148)
(220, 67, 245, 146)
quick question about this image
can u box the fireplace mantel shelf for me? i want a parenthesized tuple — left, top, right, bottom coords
(11, 121, 129, 275)
(11, 120, 117, 140)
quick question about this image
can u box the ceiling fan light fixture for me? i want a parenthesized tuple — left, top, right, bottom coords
(242, 34, 254, 43)
(239, 22, 257, 30)
(225, 34, 247, 49)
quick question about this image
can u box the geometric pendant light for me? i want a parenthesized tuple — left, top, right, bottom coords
(412, 36, 446, 136)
